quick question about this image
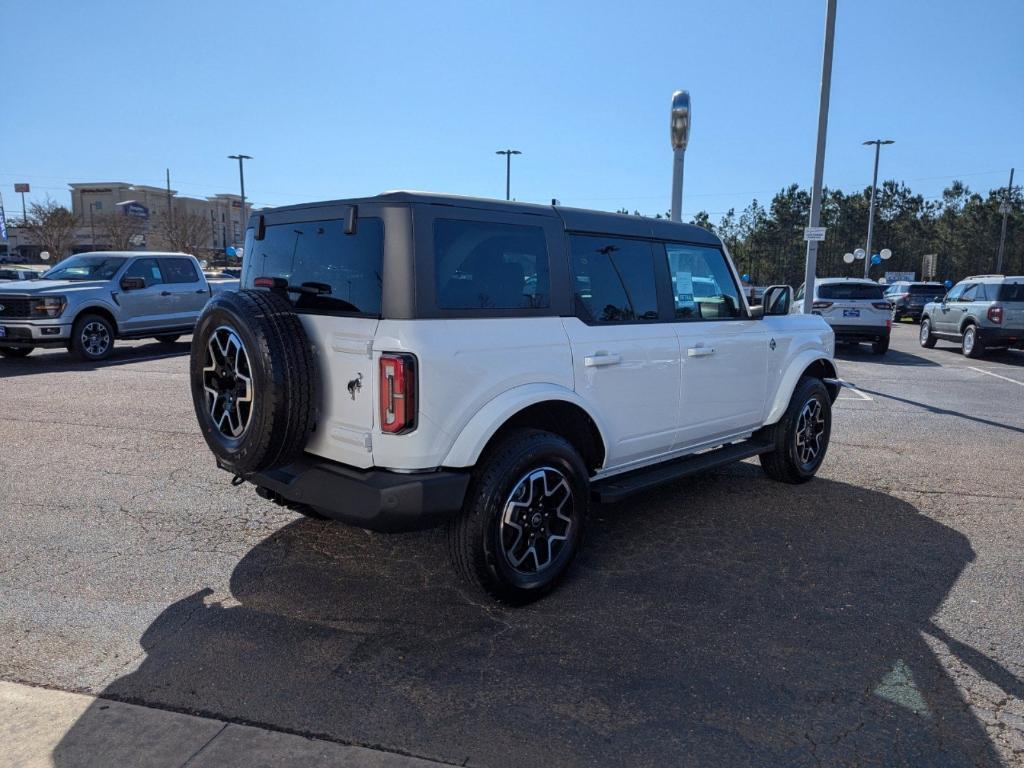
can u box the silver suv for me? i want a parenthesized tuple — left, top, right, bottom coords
(920, 275, 1024, 358)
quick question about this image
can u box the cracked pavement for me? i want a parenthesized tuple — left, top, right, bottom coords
(0, 328, 1022, 766)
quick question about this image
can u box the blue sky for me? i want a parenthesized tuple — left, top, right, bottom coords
(4, 0, 1022, 221)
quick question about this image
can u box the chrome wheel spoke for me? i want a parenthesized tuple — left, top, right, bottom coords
(500, 467, 575, 574)
(202, 326, 255, 439)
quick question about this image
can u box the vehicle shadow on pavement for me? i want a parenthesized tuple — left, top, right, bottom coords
(835, 345, 940, 367)
(53, 472, 1009, 767)
(857, 386, 1024, 436)
(0, 340, 190, 378)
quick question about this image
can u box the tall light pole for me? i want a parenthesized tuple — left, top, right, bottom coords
(862, 139, 893, 278)
(800, 0, 837, 314)
(227, 154, 252, 245)
(495, 149, 521, 200)
(996, 167, 1015, 274)
(669, 90, 691, 222)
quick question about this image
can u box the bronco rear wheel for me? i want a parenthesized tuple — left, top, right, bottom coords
(447, 429, 588, 604)
(189, 290, 319, 475)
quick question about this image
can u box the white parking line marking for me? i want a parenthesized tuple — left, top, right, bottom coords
(968, 366, 1024, 387)
(838, 387, 873, 401)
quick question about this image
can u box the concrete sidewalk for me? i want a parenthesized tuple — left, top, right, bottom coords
(0, 681, 449, 768)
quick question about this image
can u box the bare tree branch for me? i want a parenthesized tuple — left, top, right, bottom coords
(24, 199, 79, 262)
(95, 211, 147, 251)
(152, 210, 211, 255)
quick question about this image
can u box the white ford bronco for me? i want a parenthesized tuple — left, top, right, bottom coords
(189, 192, 838, 602)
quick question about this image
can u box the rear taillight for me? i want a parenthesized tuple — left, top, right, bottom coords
(872, 302, 890, 310)
(812, 301, 833, 310)
(988, 305, 1003, 324)
(379, 353, 417, 434)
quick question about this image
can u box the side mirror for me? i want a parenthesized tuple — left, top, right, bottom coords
(762, 284, 793, 316)
(121, 276, 146, 291)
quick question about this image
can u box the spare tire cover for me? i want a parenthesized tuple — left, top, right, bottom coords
(190, 289, 319, 475)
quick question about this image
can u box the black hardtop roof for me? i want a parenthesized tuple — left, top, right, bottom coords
(256, 190, 720, 245)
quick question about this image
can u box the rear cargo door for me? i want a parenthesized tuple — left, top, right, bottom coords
(243, 207, 385, 469)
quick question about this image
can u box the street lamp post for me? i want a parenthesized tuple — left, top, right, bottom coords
(996, 167, 1015, 274)
(669, 90, 691, 222)
(227, 154, 252, 245)
(495, 149, 521, 201)
(862, 139, 894, 278)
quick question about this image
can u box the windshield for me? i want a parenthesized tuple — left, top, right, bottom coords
(909, 283, 944, 296)
(818, 283, 884, 300)
(42, 255, 127, 281)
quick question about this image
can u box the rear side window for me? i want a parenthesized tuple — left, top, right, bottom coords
(818, 283, 883, 300)
(247, 218, 383, 315)
(664, 243, 741, 320)
(159, 258, 199, 284)
(434, 219, 550, 310)
(570, 235, 658, 323)
(997, 282, 1024, 302)
(124, 258, 163, 286)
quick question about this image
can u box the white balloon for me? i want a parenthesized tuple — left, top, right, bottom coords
(843, 253, 855, 264)
(880, 248, 892, 260)
(854, 248, 866, 259)
(40, 251, 50, 261)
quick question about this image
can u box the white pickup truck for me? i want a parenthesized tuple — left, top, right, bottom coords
(188, 192, 838, 602)
(0, 251, 238, 360)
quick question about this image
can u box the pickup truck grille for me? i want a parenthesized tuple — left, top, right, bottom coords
(0, 297, 33, 318)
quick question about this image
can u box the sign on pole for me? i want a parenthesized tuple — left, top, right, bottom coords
(803, 226, 827, 242)
(922, 253, 937, 281)
(14, 183, 29, 193)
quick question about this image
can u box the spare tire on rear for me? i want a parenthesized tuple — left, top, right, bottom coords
(190, 289, 319, 475)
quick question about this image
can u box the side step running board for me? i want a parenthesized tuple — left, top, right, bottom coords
(591, 438, 774, 504)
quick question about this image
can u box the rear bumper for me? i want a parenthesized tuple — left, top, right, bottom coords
(978, 327, 1024, 347)
(828, 323, 890, 343)
(239, 455, 471, 533)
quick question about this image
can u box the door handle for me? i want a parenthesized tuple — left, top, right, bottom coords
(195, 289, 207, 294)
(687, 346, 716, 357)
(160, 291, 172, 296)
(584, 353, 622, 367)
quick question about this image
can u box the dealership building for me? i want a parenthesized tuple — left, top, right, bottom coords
(3, 181, 251, 262)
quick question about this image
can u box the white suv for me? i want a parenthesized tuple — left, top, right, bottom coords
(795, 277, 891, 355)
(189, 192, 839, 602)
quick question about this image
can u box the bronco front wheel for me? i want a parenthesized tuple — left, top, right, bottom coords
(759, 377, 832, 484)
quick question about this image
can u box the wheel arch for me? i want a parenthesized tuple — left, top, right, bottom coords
(441, 384, 608, 474)
(764, 353, 838, 425)
(72, 304, 120, 337)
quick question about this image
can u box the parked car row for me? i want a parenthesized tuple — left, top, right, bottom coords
(0, 252, 239, 361)
(920, 275, 1024, 358)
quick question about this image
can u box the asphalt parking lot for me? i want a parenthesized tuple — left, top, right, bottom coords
(1, 323, 1022, 767)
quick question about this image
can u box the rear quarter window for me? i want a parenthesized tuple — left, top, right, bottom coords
(818, 283, 884, 300)
(998, 282, 1024, 302)
(434, 219, 550, 310)
(245, 218, 384, 315)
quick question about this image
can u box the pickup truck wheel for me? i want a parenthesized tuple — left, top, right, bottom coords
(919, 317, 937, 348)
(759, 377, 831, 484)
(70, 314, 115, 361)
(447, 429, 588, 604)
(0, 346, 34, 358)
(962, 324, 985, 358)
(189, 290, 319, 475)
(155, 334, 181, 344)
